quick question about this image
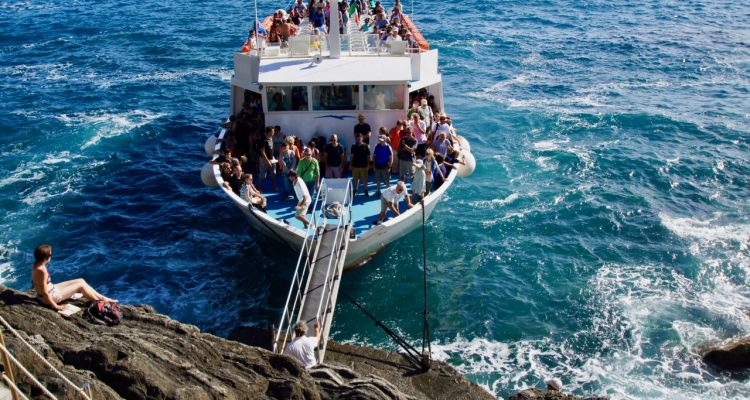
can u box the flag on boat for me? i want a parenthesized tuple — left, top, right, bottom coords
(347, 3, 359, 23)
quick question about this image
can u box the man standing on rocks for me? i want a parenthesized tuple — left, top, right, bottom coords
(286, 321, 320, 369)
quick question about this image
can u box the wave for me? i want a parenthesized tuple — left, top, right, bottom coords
(659, 213, 750, 245)
(94, 68, 232, 89)
(0, 62, 72, 82)
(57, 109, 166, 149)
(427, 258, 750, 399)
(0, 241, 18, 286)
(471, 193, 523, 208)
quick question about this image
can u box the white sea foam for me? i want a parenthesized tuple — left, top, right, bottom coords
(94, 68, 232, 89)
(471, 193, 522, 208)
(57, 109, 166, 149)
(0, 168, 46, 188)
(0, 241, 18, 286)
(1, 62, 72, 82)
(659, 213, 750, 245)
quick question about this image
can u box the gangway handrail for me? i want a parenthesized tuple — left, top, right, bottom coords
(273, 182, 327, 353)
(0, 315, 93, 400)
(313, 180, 352, 323)
(274, 178, 353, 361)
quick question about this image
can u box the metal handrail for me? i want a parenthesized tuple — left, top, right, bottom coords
(274, 181, 328, 352)
(0, 315, 93, 400)
(313, 179, 352, 323)
(274, 178, 353, 356)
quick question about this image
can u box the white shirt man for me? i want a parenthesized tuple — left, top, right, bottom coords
(377, 181, 413, 223)
(285, 321, 320, 369)
(290, 171, 312, 228)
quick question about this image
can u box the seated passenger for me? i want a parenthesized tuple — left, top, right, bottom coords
(373, 12, 388, 32)
(240, 174, 267, 211)
(393, 0, 403, 12)
(403, 31, 418, 51)
(291, 0, 307, 25)
(32, 244, 116, 313)
(311, 7, 327, 32)
(360, 17, 373, 33)
(389, 7, 402, 27)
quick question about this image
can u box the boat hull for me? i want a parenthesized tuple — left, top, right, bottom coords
(224, 171, 456, 269)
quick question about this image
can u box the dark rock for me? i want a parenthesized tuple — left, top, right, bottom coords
(703, 336, 750, 370)
(0, 286, 493, 399)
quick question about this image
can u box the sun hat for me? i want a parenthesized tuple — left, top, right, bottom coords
(413, 159, 424, 168)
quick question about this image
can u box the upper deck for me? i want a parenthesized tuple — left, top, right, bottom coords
(252, 10, 429, 59)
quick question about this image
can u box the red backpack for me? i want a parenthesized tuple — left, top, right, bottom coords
(85, 300, 123, 326)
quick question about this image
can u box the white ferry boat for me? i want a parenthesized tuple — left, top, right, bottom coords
(201, 1, 475, 269)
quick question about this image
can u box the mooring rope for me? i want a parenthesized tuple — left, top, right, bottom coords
(420, 199, 432, 364)
(340, 291, 424, 368)
(0, 316, 91, 399)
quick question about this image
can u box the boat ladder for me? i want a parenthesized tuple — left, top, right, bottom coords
(274, 178, 353, 365)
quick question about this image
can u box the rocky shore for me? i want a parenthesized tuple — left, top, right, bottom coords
(1, 286, 495, 399)
(0, 285, 617, 399)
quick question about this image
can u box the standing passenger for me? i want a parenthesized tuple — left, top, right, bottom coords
(324, 134, 345, 178)
(289, 171, 312, 229)
(372, 135, 393, 196)
(297, 148, 320, 198)
(350, 133, 371, 196)
(353, 113, 372, 145)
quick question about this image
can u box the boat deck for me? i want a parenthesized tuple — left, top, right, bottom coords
(260, 176, 412, 236)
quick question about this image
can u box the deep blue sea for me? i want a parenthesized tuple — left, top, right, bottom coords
(1, 1, 749, 398)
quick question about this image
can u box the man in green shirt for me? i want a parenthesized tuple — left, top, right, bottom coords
(297, 147, 320, 197)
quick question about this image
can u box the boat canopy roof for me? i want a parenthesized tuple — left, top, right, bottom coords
(259, 56, 412, 85)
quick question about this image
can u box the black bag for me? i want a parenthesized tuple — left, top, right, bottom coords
(85, 300, 123, 326)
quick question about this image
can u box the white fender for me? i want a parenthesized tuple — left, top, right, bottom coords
(201, 162, 219, 187)
(456, 150, 476, 178)
(457, 135, 471, 152)
(204, 136, 218, 156)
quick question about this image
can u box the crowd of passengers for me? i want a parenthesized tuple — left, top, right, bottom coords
(248, 0, 421, 52)
(213, 89, 465, 224)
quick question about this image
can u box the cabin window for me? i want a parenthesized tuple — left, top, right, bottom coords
(363, 84, 406, 110)
(312, 85, 359, 111)
(266, 86, 309, 111)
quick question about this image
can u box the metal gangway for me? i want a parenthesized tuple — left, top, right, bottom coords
(274, 178, 353, 365)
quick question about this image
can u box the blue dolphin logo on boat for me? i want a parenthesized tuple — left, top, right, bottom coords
(315, 115, 357, 120)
